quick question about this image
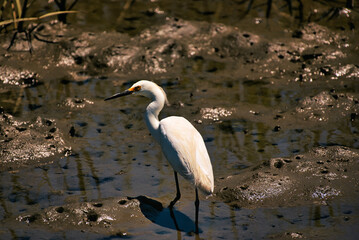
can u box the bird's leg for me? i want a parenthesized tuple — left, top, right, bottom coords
(169, 205, 180, 231)
(169, 171, 181, 209)
(195, 188, 199, 234)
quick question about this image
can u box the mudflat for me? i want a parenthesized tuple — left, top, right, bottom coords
(1, 1, 358, 239)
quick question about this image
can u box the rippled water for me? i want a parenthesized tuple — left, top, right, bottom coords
(1, 0, 359, 239)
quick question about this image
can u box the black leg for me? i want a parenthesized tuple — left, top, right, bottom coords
(169, 171, 181, 209)
(169, 206, 180, 231)
(195, 188, 199, 234)
(25, 30, 33, 54)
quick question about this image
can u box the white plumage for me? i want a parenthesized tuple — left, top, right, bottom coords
(105, 80, 214, 232)
(159, 116, 214, 195)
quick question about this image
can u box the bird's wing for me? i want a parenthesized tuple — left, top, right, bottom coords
(159, 116, 214, 194)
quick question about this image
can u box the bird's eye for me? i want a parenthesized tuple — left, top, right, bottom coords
(134, 86, 141, 91)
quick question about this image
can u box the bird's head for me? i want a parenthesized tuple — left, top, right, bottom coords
(105, 80, 169, 105)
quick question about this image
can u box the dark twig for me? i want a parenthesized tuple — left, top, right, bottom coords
(317, 7, 335, 21)
(18, 0, 29, 32)
(6, 0, 75, 52)
(266, 0, 272, 18)
(33, 32, 60, 44)
(68, 0, 79, 10)
(346, 0, 354, 9)
(297, 0, 303, 23)
(53, 0, 78, 23)
(25, 29, 32, 54)
(327, 7, 340, 21)
(7, 0, 31, 52)
(246, 0, 254, 14)
(285, 0, 293, 15)
(7, 30, 18, 50)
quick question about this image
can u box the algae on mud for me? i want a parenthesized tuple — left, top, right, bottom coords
(1, 0, 359, 239)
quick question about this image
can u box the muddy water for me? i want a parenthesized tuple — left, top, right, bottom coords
(1, 0, 359, 239)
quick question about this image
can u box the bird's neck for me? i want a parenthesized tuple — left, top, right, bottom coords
(145, 98, 164, 142)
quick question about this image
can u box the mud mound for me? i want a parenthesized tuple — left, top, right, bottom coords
(216, 146, 359, 208)
(15, 197, 144, 236)
(58, 18, 265, 76)
(0, 111, 69, 171)
(0, 65, 40, 87)
(296, 91, 359, 123)
(1, 18, 265, 79)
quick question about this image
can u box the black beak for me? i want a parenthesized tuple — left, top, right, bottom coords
(104, 90, 133, 101)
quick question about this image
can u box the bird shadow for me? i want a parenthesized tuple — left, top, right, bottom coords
(129, 195, 202, 234)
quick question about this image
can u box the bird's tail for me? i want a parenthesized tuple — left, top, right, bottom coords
(196, 176, 214, 196)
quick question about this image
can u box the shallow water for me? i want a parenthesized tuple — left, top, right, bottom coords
(1, 0, 359, 239)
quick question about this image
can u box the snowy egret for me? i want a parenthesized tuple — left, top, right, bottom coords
(105, 80, 214, 232)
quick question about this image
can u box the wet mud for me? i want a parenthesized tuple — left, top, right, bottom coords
(6, 145, 358, 239)
(216, 146, 359, 208)
(15, 196, 159, 237)
(1, 0, 359, 239)
(11, 195, 200, 238)
(0, 111, 69, 171)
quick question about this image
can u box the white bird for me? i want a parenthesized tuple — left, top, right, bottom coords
(105, 80, 214, 232)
